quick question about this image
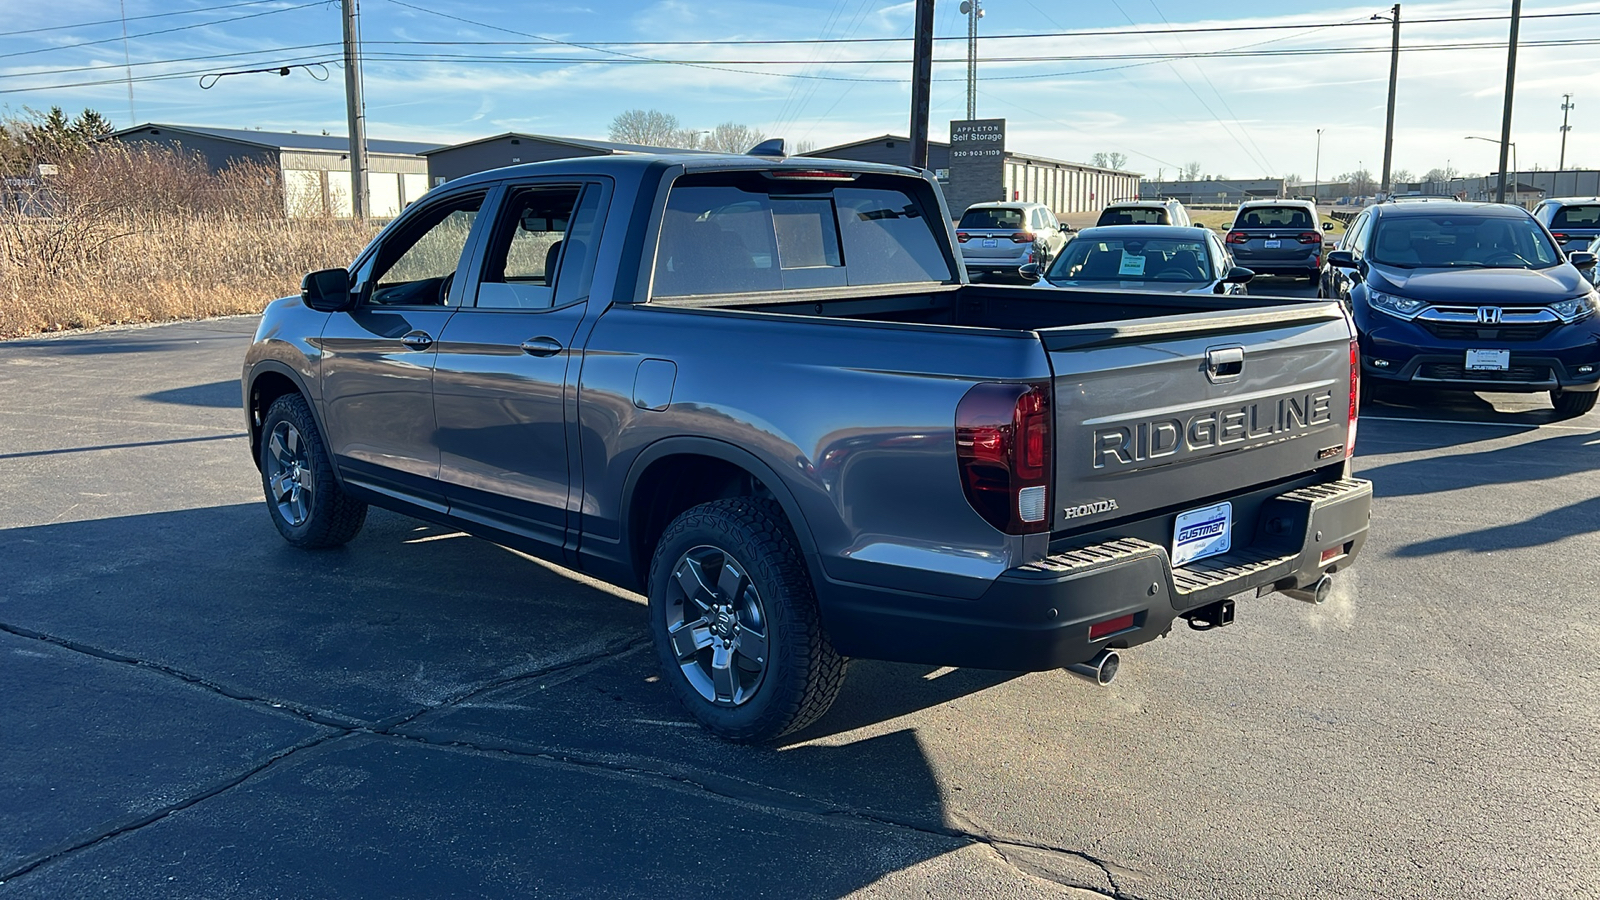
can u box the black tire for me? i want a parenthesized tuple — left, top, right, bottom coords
(1551, 389, 1598, 419)
(647, 498, 845, 743)
(259, 393, 367, 549)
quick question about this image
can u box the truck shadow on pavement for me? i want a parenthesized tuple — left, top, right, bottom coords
(140, 379, 242, 408)
(0, 503, 1086, 896)
(1358, 430, 1600, 499)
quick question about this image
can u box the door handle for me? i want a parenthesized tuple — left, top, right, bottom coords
(521, 336, 564, 357)
(400, 330, 434, 350)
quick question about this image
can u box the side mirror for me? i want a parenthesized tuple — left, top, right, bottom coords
(1018, 263, 1043, 280)
(1569, 251, 1597, 271)
(1322, 222, 1335, 231)
(301, 268, 353, 312)
(1326, 250, 1358, 270)
(1059, 223, 1071, 233)
(1223, 266, 1254, 285)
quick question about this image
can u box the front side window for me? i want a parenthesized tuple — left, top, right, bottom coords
(368, 193, 484, 306)
(652, 174, 950, 297)
(1368, 215, 1562, 269)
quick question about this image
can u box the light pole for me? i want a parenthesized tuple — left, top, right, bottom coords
(1496, 0, 1522, 203)
(1465, 135, 1517, 204)
(1313, 127, 1324, 202)
(1372, 5, 1401, 198)
(1559, 93, 1574, 171)
(959, 0, 985, 120)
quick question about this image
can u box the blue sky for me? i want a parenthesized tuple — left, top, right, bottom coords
(3, 0, 1596, 180)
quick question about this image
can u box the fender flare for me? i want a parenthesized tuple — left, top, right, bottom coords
(245, 360, 336, 479)
(620, 435, 823, 577)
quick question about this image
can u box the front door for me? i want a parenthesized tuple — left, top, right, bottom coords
(431, 181, 608, 548)
(318, 190, 489, 509)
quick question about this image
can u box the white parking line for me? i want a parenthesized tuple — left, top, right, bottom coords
(1361, 415, 1596, 430)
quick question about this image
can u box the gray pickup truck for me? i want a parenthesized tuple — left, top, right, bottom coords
(243, 148, 1372, 742)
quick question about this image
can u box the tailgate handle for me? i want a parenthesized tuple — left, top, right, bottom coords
(1206, 347, 1245, 382)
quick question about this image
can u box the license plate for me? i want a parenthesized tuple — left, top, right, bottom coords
(1172, 502, 1232, 567)
(1465, 349, 1510, 371)
(1263, 239, 1281, 248)
(982, 238, 998, 248)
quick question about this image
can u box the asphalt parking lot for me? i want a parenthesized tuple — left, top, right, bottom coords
(2, 291, 1597, 899)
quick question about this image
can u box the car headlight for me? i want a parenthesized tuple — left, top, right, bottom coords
(1550, 289, 1600, 323)
(1366, 289, 1428, 320)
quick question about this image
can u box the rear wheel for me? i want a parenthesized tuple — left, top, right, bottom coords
(647, 498, 845, 743)
(259, 393, 367, 548)
(1551, 389, 1598, 419)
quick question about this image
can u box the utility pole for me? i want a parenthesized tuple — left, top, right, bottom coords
(960, 0, 985, 120)
(1496, 0, 1521, 204)
(1380, 4, 1400, 198)
(908, 0, 935, 170)
(1314, 127, 1324, 202)
(1559, 93, 1574, 170)
(341, 0, 369, 220)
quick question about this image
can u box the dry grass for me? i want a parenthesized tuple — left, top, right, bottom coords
(0, 145, 378, 339)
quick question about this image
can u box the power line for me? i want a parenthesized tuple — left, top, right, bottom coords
(0, 44, 340, 80)
(7, 35, 1600, 95)
(0, 1, 329, 62)
(0, 0, 293, 39)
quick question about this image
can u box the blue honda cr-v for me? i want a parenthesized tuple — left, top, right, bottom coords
(1320, 200, 1600, 418)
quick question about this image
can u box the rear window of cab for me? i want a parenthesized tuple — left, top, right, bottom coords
(1550, 205, 1600, 229)
(1235, 207, 1315, 230)
(652, 172, 953, 297)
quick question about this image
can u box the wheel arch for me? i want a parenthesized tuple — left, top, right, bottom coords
(245, 362, 320, 471)
(620, 437, 821, 593)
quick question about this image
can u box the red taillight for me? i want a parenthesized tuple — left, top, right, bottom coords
(1552, 232, 1569, 242)
(957, 231, 971, 243)
(956, 382, 1052, 534)
(1297, 231, 1321, 244)
(1089, 613, 1137, 641)
(1225, 231, 1247, 244)
(764, 169, 858, 181)
(1010, 231, 1036, 243)
(1347, 340, 1360, 458)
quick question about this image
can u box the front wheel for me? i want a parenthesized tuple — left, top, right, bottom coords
(259, 393, 368, 548)
(647, 498, 845, 743)
(1551, 389, 1598, 419)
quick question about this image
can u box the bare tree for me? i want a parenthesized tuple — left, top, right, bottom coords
(1341, 168, 1375, 195)
(1182, 160, 1203, 181)
(608, 109, 686, 148)
(1390, 168, 1414, 185)
(1422, 165, 1458, 183)
(701, 122, 767, 154)
(791, 139, 817, 155)
(1107, 151, 1127, 170)
(1090, 152, 1108, 168)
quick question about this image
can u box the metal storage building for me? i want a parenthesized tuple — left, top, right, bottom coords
(421, 133, 703, 185)
(110, 124, 438, 218)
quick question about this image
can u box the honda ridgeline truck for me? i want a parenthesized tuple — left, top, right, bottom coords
(243, 146, 1372, 742)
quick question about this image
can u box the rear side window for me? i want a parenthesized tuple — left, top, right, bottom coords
(1551, 205, 1600, 228)
(653, 174, 951, 297)
(1097, 206, 1166, 226)
(959, 207, 1025, 230)
(1237, 206, 1314, 229)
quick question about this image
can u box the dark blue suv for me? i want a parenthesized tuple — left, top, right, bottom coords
(1320, 200, 1600, 418)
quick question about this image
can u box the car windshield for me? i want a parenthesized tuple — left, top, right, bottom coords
(1235, 206, 1314, 230)
(959, 207, 1025, 230)
(1044, 236, 1212, 284)
(1369, 214, 1561, 269)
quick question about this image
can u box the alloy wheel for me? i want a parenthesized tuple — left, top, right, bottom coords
(265, 421, 314, 527)
(665, 545, 771, 707)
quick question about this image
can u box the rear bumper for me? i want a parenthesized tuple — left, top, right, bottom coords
(820, 478, 1372, 671)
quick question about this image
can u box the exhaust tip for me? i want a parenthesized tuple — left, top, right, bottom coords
(1067, 649, 1120, 686)
(1283, 574, 1334, 605)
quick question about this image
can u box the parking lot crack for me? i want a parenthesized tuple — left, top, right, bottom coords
(0, 731, 349, 885)
(0, 621, 362, 730)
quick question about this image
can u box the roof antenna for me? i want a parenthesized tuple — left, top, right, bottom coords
(747, 138, 786, 157)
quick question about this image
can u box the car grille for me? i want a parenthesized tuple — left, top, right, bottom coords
(1417, 321, 1557, 341)
(1417, 363, 1549, 382)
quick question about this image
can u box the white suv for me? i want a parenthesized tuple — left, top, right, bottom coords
(1096, 199, 1191, 227)
(955, 201, 1071, 280)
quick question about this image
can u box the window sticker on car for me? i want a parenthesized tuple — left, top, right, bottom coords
(1118, 252, 1147, 276)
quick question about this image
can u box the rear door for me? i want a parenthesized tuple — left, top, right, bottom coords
(958, 206, 1027, 262)
(1230, 205, 1319, 265)
(430, 179, 609, 550)
(1040, 303, 1353, 535)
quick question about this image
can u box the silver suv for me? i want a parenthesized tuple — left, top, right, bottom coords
(1096, 199, 1191, 227)
(956, 201, 1070, 280)
(1533, 197, 1600, 255)
(1225, 199, 1326, 283)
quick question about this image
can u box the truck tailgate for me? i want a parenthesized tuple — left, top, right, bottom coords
(1041, 301, 1353, 534)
